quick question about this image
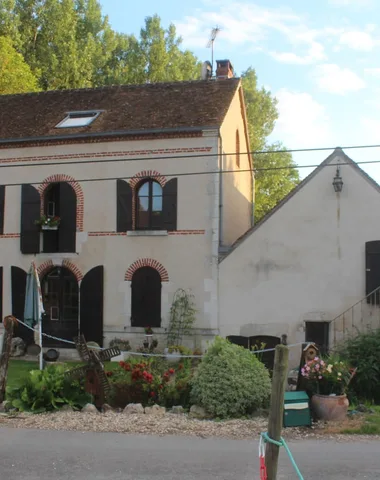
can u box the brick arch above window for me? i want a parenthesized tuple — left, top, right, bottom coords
(37, 259, 84, 282)
(129, 170, 167, 189)
(38, 174, 84, 231)
(125, 258, 169, 282)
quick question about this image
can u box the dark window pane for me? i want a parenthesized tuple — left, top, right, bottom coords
(136, 180, 164, 230)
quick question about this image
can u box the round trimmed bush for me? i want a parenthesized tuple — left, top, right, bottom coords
(190, 337, 271, 418)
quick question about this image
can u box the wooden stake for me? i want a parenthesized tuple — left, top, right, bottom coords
(265, 344, 289, 480)
(0, 316, 16, 404)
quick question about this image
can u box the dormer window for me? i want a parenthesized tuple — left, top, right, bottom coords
(55, 111, 101, 128)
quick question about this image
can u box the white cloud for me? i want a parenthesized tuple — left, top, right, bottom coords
(175, 2, 326, 65)
(312, 64, 366, 94)
(271, 89, 332, 149)
(271, 42, 326, 65)
(339, 31, 376, 51)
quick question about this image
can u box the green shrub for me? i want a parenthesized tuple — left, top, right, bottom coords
(6, 365, 91, 413)
(338, 328, 380, 403)
(190, 337, 271, 418)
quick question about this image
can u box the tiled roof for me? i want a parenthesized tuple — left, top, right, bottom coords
(0, 79, 240, 142)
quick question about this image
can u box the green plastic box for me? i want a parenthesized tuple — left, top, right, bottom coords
(283, 391, 311, 428)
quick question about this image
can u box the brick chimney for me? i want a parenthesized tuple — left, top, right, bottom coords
(215, 60, 234, 79)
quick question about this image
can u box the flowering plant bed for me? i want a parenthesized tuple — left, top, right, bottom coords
(144, 326, 153, 335)
(106, 356, 193, 409)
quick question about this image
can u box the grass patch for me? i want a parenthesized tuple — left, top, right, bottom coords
(323, 406, 380, 435)
(6, 359, 121, 391)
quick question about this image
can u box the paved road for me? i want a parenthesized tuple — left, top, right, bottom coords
(0, 427, 379, 479)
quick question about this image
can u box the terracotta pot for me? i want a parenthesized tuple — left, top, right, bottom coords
(311, 394, 349, 421)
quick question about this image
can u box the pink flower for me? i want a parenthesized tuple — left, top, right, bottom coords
(318, 376, 322, 380)
(306, 366, 310, 372)
(315, 364, 320, 370)
(320, 361, 325, 366)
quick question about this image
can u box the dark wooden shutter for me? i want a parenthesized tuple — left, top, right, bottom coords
(131, 267, 161, 328)
(20, 185, 40, 254)
(11, 266, 33, 344)
(58, 182, 76, 253)
(162, 178, 177, 231)
(117, 180, 133, 232)
(227, 335, 249, 349)
(0, 267, 2, 322)
(80, 266, 104, 346)
(0, 186, 5, 235)
(365, 241, 380, 304)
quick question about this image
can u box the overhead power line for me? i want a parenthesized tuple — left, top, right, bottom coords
(0, 159, 379, 189)
(0, 143, 380, 170)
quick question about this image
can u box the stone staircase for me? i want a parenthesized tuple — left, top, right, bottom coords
(330, 286, 380, 348)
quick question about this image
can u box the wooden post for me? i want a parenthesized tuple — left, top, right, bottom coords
(0, 316, 16, 404)
(265, 344, 289, 480)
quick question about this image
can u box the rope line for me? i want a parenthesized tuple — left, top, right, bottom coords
(0, 159, 379, 189)
(261, 432, 305, 480)
(12, 317, 304, 358)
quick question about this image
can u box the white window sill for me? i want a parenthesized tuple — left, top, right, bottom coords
(127, 230, 168, 237)
(37, 253, 78, 258)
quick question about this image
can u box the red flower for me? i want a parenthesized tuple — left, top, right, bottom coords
(169, 368, 175, 375)
(124, 364, 131, 371)
(105, 371, 113, 377)
(158, 385, 163, 390)
(149, 391, 155, 397)
(119, 361, 126, 368)
(178, 364, 184, 370)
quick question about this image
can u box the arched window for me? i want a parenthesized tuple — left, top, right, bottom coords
(131, 266, 161, 327)
(136, 180, 163, 230)
(41, 266, 79, 347)
(42, 182, 76, 253)
(236, 129, 240, 168)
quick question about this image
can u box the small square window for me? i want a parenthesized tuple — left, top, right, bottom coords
(55, 111, 101, 128)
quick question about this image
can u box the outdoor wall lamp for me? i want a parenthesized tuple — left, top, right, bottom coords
(332, 166, 343, 193)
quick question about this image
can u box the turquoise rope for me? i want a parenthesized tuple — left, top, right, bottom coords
(261, 432, 305, 480)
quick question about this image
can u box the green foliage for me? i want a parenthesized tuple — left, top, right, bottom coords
(0, 5, 200, 90)
(241, 68, 300, 222)
(6, 365, 91, 413)
(338, 329, 380, 403)
(0, 36, 39, 94)
(109, 338, 131, 351)
(167, 289, 197, 346)
(190, 337, 271, 418)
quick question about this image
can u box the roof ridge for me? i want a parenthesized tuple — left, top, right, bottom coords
(0, 78, 241, 99)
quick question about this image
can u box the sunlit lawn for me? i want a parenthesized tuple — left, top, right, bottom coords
(7, 359, 121, 390)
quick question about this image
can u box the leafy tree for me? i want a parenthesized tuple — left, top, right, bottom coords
(241, 68, 299, 222)
(0, 36, 39, 94)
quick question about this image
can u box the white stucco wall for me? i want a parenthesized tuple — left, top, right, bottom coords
(0, 134, 221, 350)
(219, 151, 380, 366)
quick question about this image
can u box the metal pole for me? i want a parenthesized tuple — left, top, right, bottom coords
(39, 320, 43, 370)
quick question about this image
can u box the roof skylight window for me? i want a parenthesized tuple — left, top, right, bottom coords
(55, 111, 101, 128)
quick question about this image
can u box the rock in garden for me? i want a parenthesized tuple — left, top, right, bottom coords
(10, 337, 26, 357)
(145, 404, 166, 416)
(171, 405, 185, 415)
(189, 405, 208, 419)
(102, 403, 114, 413)
(123, 403, 144, 415)
(82, 403, 98, 414)
(59, 405, 74, 412)
(0, 401, 9, 413)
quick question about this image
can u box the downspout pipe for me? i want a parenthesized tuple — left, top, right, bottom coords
(218, 132, 223, 248)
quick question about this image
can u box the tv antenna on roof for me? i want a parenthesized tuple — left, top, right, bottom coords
(206, 26, 220, 76)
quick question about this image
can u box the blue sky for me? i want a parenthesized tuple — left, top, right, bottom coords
(100, 0, 380, 180)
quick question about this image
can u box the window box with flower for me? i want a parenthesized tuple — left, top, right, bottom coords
(35, 215, 61, 230)
(301, 356, 356, 421)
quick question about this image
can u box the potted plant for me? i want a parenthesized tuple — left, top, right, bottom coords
(301, 356, 355, 421)
(35, 215, 61, 230)
(144, 326, 153, 337)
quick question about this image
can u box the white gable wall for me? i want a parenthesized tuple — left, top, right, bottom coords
(219, 151, 380, 366)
